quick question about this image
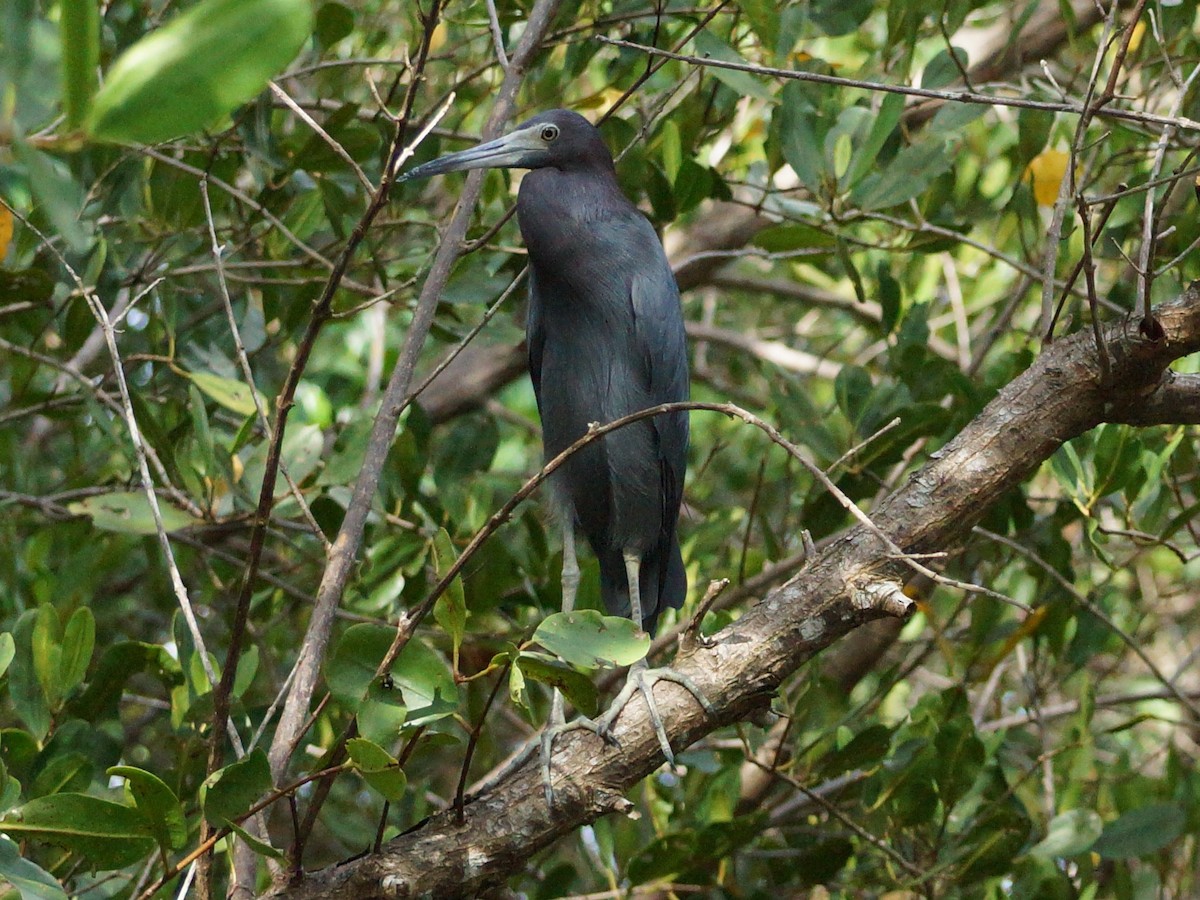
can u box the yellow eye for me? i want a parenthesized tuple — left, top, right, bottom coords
(540, 124, 559, 142)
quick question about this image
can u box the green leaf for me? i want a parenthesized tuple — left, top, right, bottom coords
(200, 748, 271, 827)
(356, 681, 410, 747)
(346, 738, 407, 802)
(1092, 802, 1186, 858)
(11, 141, 92, 254)
(921, 47, 968, 89)
(692, 31, 777, 104)
(752, 223, 835, 253)
(517, 652, 599, 718)
(778, 82, 827, 193)
(30, 754, 92, 799)
(0, 836, 68, 900)
(88, 0, 315, 144)
(233, 645, 259, 698)
(933, 718, 985, 808)
(844, 92, 903, 189)
(533, 611, 650, 670)
(68, 491, 198, 535)
(1029, 808, 1103, 858)
(69, 641, 181, 721)
(314, 1, 354, 48)
(187, 371, 264, 418)
(109, 766, 188, 852)
(0, 794, 155, 870)
(508, 660, 528, 712)
(1017, 108, 1054, 167)
(0, 633, 14, 679)
(809, 0, 873, 35)
(31, 606, 62, 712)
(240, 423, 324, 503)
(59, 607, 95, 695)
(853, 140, 952, 211)
(10, 613, 51, 740)
(226, 818, 283, 858)
(661, 119, 682, 184)
(60, 0, 100, 128)
(432, 529, 468, 670)
(326, 625, 458, 730)
(817, 723, 893, 778)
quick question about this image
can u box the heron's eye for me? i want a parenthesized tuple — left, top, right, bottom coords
(540, 124, 559, 142)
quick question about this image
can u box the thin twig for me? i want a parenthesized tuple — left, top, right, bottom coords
(595, 33, 1200, 133)
(269, 81, 372, 192)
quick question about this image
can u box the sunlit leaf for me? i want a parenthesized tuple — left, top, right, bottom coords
(68, 491, 198, 535)
(88, 0, 315, 143)
(533, 611, 649, 670)
(187, 371, 264, 418)
(1029, 808, 1103, 858)
(1025, 149, 1071, 207)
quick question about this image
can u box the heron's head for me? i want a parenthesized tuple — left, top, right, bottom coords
(399, 109, 613, 181)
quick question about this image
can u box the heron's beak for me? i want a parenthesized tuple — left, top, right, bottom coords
(399, 125, 546, 181)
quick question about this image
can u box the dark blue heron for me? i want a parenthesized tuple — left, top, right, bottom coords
(401, 109, 711, 797)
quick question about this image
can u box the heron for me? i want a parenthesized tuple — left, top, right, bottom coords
(401, 109, 712, 798)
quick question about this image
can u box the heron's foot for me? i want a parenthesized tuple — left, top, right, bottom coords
(540, 713, 618, 807)
(597, 661, 715, 768)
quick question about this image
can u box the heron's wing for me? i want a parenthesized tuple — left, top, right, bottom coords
(630, 265, 689, 527)
(526, 269, 545, 410)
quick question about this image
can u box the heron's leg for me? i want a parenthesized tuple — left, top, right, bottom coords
(595, 551, 715, 768)
(549, 515, 579, 728)
(541, 515, 611, 806)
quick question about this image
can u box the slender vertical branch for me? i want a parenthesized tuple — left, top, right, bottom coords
(265, 0, 565, 786)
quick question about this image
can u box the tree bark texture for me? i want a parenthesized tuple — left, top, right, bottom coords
(263, 288, 1200, 898)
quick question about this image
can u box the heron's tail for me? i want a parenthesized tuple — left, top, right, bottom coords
(598, 533, 687, 636)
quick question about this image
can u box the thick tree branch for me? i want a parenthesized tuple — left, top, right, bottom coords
(263, 288, 1200, 899)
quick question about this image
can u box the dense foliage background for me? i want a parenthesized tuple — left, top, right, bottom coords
(2, 0, 1200, 896)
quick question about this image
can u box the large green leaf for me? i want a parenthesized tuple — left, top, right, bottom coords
(88, 0, 315, 143)
(432, 528, 468, 670)
(0, 794, 155, 870)
(533, 611, 649, 670)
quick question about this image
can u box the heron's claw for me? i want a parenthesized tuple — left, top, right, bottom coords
(541, 713, 614, 807)
(597, 660, 714, 768)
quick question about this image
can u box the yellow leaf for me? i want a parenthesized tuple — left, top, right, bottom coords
(428, 22, 447, 54)
(1126, 20, 1146, 56)
(1026, 149, 1071, 206)
(0, 207, 13, 263)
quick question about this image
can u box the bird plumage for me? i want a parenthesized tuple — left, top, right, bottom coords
(401, 109, 689, 632)
(517, 111, 689, 633)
